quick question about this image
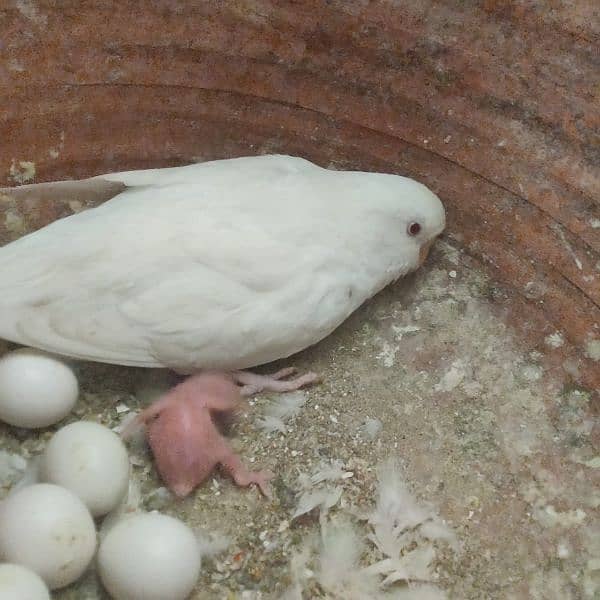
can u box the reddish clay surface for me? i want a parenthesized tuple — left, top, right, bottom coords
(1, 1, 598, 402)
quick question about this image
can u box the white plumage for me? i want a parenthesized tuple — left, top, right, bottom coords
(0, 155, 444, 372)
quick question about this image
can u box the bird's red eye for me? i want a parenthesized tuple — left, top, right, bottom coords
(407, 222, 421, 236)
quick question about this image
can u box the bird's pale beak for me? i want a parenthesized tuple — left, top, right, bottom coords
(418, 240, 435, 267)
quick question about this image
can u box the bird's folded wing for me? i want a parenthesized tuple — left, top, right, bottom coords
(0, 162, 355, 369)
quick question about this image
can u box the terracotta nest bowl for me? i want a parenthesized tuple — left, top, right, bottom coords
(1, 2, 598, 410)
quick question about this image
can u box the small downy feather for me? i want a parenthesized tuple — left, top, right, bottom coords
(317, 520, 380, 599)
(255, 415, 287, 434)
(310, 459, 353, 485)
(281, 543, 313, 600)
(285, 460, 456, 598)
(99, 472, 143, 539)
(292, 487, 343, 520)
(369, 461, 431, 554)
(193, 529, 229, 559)
(285, 527, 449, 599)
(363, 546, 436, 585)
(366, 460, 456, 587)
(291, 459, 353, 520)
(361, 417, 383, 440)
(256, 391, 307, 433)
(0, 451, 28, 496)
(288, 518, 448, 600)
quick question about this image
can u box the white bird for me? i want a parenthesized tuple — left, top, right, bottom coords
(0, 154, 444, 392)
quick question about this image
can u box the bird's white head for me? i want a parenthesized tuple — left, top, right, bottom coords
(391, 175, 446, 269)
(335, 169, 446, 276)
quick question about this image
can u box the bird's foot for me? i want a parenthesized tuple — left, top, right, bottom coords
(219, 453, 274, 498)
(230, 367, 320, 396)
(236, 468, 273, 498)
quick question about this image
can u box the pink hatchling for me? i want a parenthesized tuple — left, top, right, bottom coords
(123, 369, 317, 498)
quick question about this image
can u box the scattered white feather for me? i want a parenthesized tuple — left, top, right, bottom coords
(434, 361, 465, 392)
(545, 332, 564, 349)
(194, 529, 229, 558)
(366, 460, 456, 586)
(369, 462, 430, 553)
(0, 450, 28, 496)
(112, 410, 140, 436)
(255, 415, 287, 434)
(317, 520, 380, 599)
(291, 519, 446, 599)
(145, 486, 174, 510)
(115, 411, 149, 466)
(392, 324, 421, 340)
(292, 486, 342, 520)
(361, 417, 383, 440)
(281, 544, 313, 600)
(256, 391, 307, 433)
(99, 470, 143, 539)
(292, 460, 353, 518)
(363, 546, 435, 585)
(319, 521, 362, 583)
(285, 461, 454, 598)
(310, 460, 353, 485)
(8, 454, 40, 495)
(376, 340, 399, 367)
(287, 528, 448, 600)
(268, 391, 307, 420)
(420, 520, 459, 548)
(281, 583, 303, 600)
(0, 450, 27, 474)
(296, 471, 313, 490)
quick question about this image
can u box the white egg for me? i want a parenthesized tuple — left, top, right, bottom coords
(0, 483, 97, 589)
(0, 563, 50, 600)
(41, 421, 130, 517)
(0, 348, 79, 428)
(98, 513, 201, 600)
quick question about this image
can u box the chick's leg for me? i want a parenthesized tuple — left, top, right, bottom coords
(230, 368, 320, 396)
(219, 452, 273, 498)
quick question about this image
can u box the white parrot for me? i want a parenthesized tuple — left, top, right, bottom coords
(0, 154, 445, 393)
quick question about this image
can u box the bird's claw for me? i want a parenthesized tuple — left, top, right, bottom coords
(231, 368, 320, 396)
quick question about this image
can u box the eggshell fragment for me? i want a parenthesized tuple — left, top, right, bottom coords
(0, 563, 50, 600)
(41, 421, 130, 517)
(0, 483, 97, 589)
(98, 512, 201, 600)
(0, 349, 78, 428)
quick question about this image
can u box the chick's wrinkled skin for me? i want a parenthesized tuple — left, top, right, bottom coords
(125, 372, 272, 498)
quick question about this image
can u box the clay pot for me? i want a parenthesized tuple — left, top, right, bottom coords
(1, 2, 598, 402)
